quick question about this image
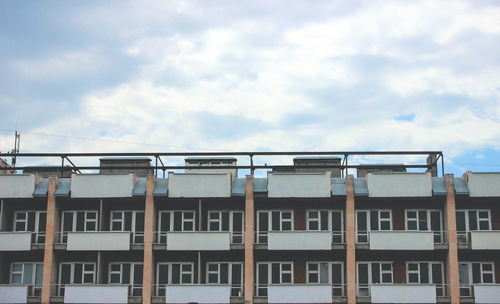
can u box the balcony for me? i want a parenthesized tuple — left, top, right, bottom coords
(64, 231, 131, 251)
(458, 231, 500, 250)
(267, 285, 333, 303)
(255, 231, 345, 250)
(0, 232, 32, 251)
(356, 231, 446, 250)
(161, 285, 233, 304)
(460, 284, 500, 304)
(367, 284, 438, 303)
(59, 284, 134, 304)
(0, 285, 33, 304)
(255, 284, 344, 302)
(162, 231, 231, 250)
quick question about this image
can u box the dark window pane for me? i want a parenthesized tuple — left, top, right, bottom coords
(472, 263, 481, 283)
(309, 221, 318, 230)
(135, 213, 144, 232)
(222, 212, 230, 231)
(27, 212, 36, 231)
(479, 221, 489, 230)
(409, 273, 419, 283)
(61, 264, 71, 284)
(158, 265, 168, 284)
(282, 221, 292, 231)
(123, 264, 131, 284)
(233, 213, 243, 232)
(161, 213, 170, 232)
(380, 221, 390, 230)
(76, 212, 85, 231)
(86, 222, 96, 231)
(74, 264, 83, 284)
(331, 264, 342, 284)
(430, 212, 441, 231)
(320, 211, 328, 231)
(357, 212, 367, 231)
(332, 211, 341, 231)
(271, 263, 280, 283)
(407, 211, 417, 218)
(232, 264, 241, 284)
(408, 221, 417, 230)
(432, 264, 442, 284)
(418, 211, 428, 230)
(358, 264, 368, 284)
(38, 213, 46, 232)
(172, 264, 180, 284)
(173, 212, 182, 231)
(272, 212, 280, 231)
(112, 222, 122, 231)
(124, 212, 132, 231)
(420, 263, 429, 283)
(371, 263, 380, 283)
(469, 212, 478, 231)
(209, 222, 219, 231)
(258, 264, 268, 284)
(15, 221, 25, 231)
(370, 211, 379, 231)
(258, 213, 268, 232)
(456, 211, 466, 231)
(63, 213, 73, 232)
(220, 263, 228, 284)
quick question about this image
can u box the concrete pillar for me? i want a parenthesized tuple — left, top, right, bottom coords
(41, 176, 59, 304)
(444, 174, 460, 304)
(142, 175, 155, 304)
(345, 175, 356, 304)
(244, 175, 254, 304)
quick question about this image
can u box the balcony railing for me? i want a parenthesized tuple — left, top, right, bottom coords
(254, 231, 345, 245)
(52, 284, 141, 297)
(153, 283, 243, 297)
(154, 231, 244, 245)
(55, 231, 143, 244)
(254, 283, 346, 298)
(356, 230, 447, 244)
(458, 231, 500, 250)
(357, 283, 448, 297)
(0, 284, 42, 297)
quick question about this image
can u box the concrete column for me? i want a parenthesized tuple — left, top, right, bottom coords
(345, 175, 356, 304)
(244, 175, 254, 304)
(142, 176, 155, 304)
(444, 174, 460, 304)
(41, 176, 59, 304)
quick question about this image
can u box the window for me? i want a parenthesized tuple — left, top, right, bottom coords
(357, 262, 393, 296)
(109, 263, 143, 296)
(456, 210, 491, 243)
(206, 262, 243, 296)
(406, 210, 443, 243)
(459, 262, 495, 296)
(61, 211, 98, 243)
(256, 262, 293, 296)
(59, 263, 96, 295)
(158, 211, 195, 243)
(256, 211, 293, 243)
(356, 210, 392, 243)
(110, 210, 145, 243)
(10, 263, 44, 296)
(406, 262, 444, 296)
(307, 210, 343, 243)
(156, 263, 194, 296)
(307, 262, 344, 296)
(14, 211, 46, 244)
(208, 211, 244, 243)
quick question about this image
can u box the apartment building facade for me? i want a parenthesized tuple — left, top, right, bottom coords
(0, 152, 499, 304)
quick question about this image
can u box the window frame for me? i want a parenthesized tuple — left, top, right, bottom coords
(207, 210, 245, 243)
(356, 210, 393, 243)
(206, 262, 244, 296)
(356, 261, 393, 296)
(13, 210, 47, 243)
(155, 262, 195, 296)
(110, 210, 145, 243)
(256, 261, 294, 296)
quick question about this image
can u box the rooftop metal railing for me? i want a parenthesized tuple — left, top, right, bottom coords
(0, 151, 444, 178)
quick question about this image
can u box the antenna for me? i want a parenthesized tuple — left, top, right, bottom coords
(11, 129, 21, 168)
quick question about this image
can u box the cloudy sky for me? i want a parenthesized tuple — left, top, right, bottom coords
(1, 0, 499, 176)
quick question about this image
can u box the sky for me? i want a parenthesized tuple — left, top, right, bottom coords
(0, 0, 499, 176)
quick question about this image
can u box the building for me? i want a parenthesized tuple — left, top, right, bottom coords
(0, 151, 499, 304)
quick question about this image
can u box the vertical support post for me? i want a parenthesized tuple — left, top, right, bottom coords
(444, 174, 460, 304)
(142, 175, 155, 304)
(244, 175, 255, 304)
(345, 175, 356, 304)
(41, 176, 59, 304)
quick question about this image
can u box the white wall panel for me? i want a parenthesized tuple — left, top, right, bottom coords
(0, 232, 31, 251)
(70, 174, 134, 198)
(267, 173, 331, 198)
(467, 173, 500, 197)
(168, 173, 231, 198)
(64, 285, 129, 303)
(166, 232, 230, 250)
(165, 285, 231, 303)
(268, 231, 332, 250)
(0, 175, 36, 198)
(366, 173, 432, 197)
(371, 285, 436, 303)
(268, 285, 332, 303)
(67, 232, 130, 251)
(370, 231, 434, 250)
(0, 286, 28, 303)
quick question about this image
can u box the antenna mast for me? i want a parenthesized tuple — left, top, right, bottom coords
(11, 130, 20, 168)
